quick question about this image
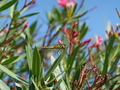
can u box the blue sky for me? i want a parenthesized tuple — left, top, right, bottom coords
(33, 0, 120, 40)
(1, 0, 120, 38)
(1, 0, 119, 41)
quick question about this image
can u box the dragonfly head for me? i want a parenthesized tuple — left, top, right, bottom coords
(61, 44, 66, 49)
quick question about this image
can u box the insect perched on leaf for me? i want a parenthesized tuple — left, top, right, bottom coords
(37, 44, 66, 49)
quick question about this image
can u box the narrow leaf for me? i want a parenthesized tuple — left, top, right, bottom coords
(67, 45, 80, 75)
(115, 7, 120, 18)
(109, 80, 118, 90)
(1, 56, 19, 65)
(18, 12, 40, 19)
(0, 0, 7, 8)
(0, 80, 10, 90)
(31, 78, 39, 90)
(45, 50, 66, 80)
(30, 20, 37, 35)
(25, 42, 33, 70)
(32, 47, 42, 82)
(102, 35, 115, 76)
(0, 0, 18, 11)
(15, 82, 22, 90)
(0, 64, 28, 85)
(79, 23, 88, 40)
(72, 11, 88, 19)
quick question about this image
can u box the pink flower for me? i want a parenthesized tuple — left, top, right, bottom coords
(72, 22, 78, 29)
(66, 0, 76, 8)
(58, 0, 67, 7)
(95, 35, 103, 45)
(62, 22, 80, 44)
(57, 0, 76, 8)
(88, 35, 103, 48)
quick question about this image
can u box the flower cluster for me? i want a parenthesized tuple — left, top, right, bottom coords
(57, 0, 76, 8)
(61, 22, 103, 54)
(88, 35, 103, 48)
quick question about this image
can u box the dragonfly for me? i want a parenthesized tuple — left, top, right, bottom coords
(37, 44, 66, 49)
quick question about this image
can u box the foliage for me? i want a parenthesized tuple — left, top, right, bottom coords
(0, 0, 120, 90)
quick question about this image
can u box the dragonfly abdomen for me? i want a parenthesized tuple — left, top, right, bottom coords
(37, 46, 54, 49)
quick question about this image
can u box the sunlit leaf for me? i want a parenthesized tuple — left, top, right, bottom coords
(30, 20, 37, 35)
(102, 35, 115, 76)
(44, 50, 66, 80)
(25, 42, 33, 70)
(0, 80, 10, 90)
(0, 0, 18, 11)
(32, 47, 42, 82)
(0, 64, 28, 85)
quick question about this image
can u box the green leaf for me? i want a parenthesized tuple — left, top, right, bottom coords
(30, 20, 37, 35)
(0, 80, 10, 90)
(12, 7, 28, 21)
(0, 0, 18, 11)
(1, 56, 19, 65)
(0, 64, 28, 85)
(115, 7, 120, 18)
(67, 45, 81, 76)
(18, 12, 40, 19)
(31, 78, 39, 90)
(12, 12, 20, 21)
(54, 79, 62, 89)
(44, 50, 66, 80)
(0, 0, 7, 8)
(79, 23, 88, 40)
(32, 47, 42, 82)
(10, 20, 26, 30)
(47, 73, 55, 87)
(72, 11, 88, 19)
(9, 54, 26, 64)
(109, 80, 118, 90)
(25, 42, 33, 70)
(53, 8, 61, 21)
(72, 3, 77, 16)
(10, 3, 15, 18)
(15, 82, 22, 90)
(50, 56, 66, 90)
(102, 35, 115, 76)
(114, 85, 120, 90)
(64, 74, 72, 90)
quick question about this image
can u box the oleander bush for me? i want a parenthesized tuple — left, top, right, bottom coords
(0, 0, 120, 90)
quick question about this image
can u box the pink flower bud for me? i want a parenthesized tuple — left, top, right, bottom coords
(24, 22, 29, 29)
(72, 22, 78, 29)
(82, 38, 92, 45)
(72, 31, 80, 37)
(58, 39, 63, 44)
